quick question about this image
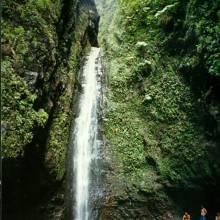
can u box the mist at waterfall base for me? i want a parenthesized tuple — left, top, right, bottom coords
(67, 47, 103, 220)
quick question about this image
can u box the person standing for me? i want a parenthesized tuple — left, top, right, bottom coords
(182, 211, 191, 220)
(200, 206, 207, 220)
(216, 212, 220, 220)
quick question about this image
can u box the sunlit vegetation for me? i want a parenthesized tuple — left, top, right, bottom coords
(98, 0, 220, 212)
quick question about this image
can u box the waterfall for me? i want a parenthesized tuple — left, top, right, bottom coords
(73, 47, 103, 220)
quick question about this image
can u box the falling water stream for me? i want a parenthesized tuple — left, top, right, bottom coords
(72, 47, 103, 220)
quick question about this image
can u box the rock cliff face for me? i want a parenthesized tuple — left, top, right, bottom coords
(97, 0, 220, 219)
(2, 0, 99, 219)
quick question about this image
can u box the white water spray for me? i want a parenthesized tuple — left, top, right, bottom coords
(73, 47, 102, 220)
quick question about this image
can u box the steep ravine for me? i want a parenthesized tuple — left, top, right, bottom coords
(2, 0, 220, 219)
(2, 0, 99, 219)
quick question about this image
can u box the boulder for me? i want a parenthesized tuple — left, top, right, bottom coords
(24, 71, 39, 90)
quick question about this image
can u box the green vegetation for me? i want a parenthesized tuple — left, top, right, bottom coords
(2, 0, 220, 217)
(2, 0, 97, 180)
(3, 0, 99, 219)
(44, 42, 82, 179)
(99, 0, 220, 209)
(2, 0, 60, 158)
(2, 59, 48, 157)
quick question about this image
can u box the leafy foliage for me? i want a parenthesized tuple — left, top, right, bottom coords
(2, 0, 69, 180)
(101, 0, 220, 194)
(2, 60, 48, 157)
(2, 0, 60, 158)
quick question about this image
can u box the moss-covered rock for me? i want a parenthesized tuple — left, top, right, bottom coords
(97, 0, 220, 218)
(2, 0, 99, 219)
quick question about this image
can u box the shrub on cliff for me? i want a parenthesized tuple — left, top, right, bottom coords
(2, 60, 48, 157)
